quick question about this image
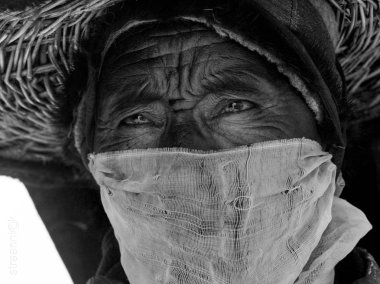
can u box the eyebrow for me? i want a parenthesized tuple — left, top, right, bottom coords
(202, 73, 270, 98)
(101, 69, 274, 115)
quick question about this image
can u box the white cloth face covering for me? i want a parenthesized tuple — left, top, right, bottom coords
(88, 138, 371, 284)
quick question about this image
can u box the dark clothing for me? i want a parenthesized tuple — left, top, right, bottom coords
(1, 1, 378, 283)
(75, 0, 346, 171)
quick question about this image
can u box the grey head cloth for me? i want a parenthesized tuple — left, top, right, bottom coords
(74, 0, 346, 176)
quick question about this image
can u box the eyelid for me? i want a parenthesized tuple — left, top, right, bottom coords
(118, 106, 167, 128)
(122, 113, 151, 125)
(220, 100, 256, 114)
(119, 112, 163, 128)
(197, 90, 263, 111)
(208, 98, 260, 119)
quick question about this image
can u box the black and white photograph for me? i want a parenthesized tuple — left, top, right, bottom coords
(0, 0, 379, 283)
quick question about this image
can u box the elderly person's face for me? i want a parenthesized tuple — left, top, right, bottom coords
(94, 22, 320, 152)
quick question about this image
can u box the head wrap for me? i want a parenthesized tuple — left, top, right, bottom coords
(73, 0, 346, 172)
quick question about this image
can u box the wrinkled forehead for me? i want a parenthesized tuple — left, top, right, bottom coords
(101, 21, 225, 62)
(100, 20, 228, 69)
(97, 20, 286, 102)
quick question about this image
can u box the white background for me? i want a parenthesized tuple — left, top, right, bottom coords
(0, 176, 73, 284)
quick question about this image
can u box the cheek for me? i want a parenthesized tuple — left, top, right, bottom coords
(209, 112, 293, 145)
(94, 127, 164, 152)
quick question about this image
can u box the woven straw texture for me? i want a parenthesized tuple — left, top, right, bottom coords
(0, 0, 379, 162)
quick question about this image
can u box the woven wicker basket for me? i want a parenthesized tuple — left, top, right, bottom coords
(0, 0, 379, 162)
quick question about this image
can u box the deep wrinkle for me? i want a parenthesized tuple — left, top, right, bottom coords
(94, 21, 320, 153)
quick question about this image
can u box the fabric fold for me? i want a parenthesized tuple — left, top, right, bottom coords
(88, 138, 371, 283)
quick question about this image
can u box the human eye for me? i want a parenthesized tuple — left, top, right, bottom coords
(121, 113, 151, 126)
(220, 100, 256, 114)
